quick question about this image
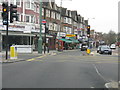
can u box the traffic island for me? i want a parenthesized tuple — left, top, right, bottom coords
(105, 81, 119, 88)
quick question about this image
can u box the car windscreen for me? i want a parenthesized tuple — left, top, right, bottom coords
(101, 46, 110, 50)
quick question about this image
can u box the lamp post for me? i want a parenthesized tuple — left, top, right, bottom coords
(38, 0, 43, 54)
(56, 0, 62, 51)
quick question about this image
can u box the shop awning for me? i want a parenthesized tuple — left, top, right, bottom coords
(59, 38, 73, 43)
(69, 37, 79, 43)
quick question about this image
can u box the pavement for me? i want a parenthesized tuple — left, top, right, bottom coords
(0, 50, 58, 63)
(0, 48, 96, 63)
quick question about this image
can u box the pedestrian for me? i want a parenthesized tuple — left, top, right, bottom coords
(34, 35, 38, 51)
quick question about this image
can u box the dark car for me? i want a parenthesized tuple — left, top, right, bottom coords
(81, 44, 88, 51)
(97, 45, 107, 53)
(97, 46, 102, 53)
(99, 46, 112, 55)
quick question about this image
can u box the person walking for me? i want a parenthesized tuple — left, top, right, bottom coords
(34, 35, 38, 51)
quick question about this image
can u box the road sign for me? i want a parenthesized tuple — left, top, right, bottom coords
(66, 34, 76, 37)
(42, 20, 46, 24)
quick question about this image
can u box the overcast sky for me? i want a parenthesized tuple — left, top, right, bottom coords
(55, 0, 119, 33)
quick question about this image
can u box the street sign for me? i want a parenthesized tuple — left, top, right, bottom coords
(42, 19, 46, 24)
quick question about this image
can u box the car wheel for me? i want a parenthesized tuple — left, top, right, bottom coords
(99, 51, 103, 54)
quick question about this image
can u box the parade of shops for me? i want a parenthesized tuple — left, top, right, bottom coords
(0, 0, 92, 51)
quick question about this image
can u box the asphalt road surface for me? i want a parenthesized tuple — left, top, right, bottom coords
(2, 49, 118, 88)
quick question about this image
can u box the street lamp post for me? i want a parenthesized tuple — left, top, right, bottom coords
(57, 0, 62, 51)
(38, 0, 43, 54)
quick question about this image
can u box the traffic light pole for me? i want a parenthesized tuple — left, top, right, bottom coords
(87, 37, 89, 48)
(2, 2, 18, 59)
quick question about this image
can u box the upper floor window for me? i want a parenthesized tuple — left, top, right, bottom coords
(26, 0, 30, 9)
(34, 5, 36, 12)
(56, 13, 60, 20)
(10, 0, 14, 4)
(64, 17, 66, 23)
(25, 15, 30, 22)
(37, 5, 39, 13)
(16, 0, 21, 7)
(31, 3, 34, 10)
(17, 13, 21, 21)
(0, 12, 2, 19)
(31, 15, 34, 23)
(46, 9, 50, 17)
(51, 11, 56, 19)
(42, 8, 44, 16)
(68, 18, 72, 24)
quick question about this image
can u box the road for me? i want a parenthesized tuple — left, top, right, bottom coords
(2, 49, 118, 88)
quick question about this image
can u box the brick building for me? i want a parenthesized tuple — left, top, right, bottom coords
(0, 0, 89, 50)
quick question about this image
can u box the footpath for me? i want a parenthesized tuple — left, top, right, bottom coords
(0, 50, 58, 63)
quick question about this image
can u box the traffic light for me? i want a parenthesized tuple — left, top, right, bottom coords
(2, 2, 8, 25)
(10, 4, 18, 23)
(87, 25, 90, 34)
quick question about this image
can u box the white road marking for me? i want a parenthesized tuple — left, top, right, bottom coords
(92, 64, 109, 82)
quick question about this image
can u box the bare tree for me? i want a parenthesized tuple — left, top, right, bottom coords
(102, 30, 117, 45)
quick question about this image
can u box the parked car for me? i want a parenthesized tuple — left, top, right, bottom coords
(99, 46, 112, 55)
(110, 44, 116, 49)
(81, 44, 88, 51)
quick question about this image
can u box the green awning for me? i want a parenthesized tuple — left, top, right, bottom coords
(59, 38, 73, 43)
(69, 37, 79, 43)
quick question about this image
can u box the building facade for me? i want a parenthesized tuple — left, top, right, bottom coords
(0, 0, 89, 51)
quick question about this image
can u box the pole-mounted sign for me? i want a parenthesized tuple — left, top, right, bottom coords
(42, 19, 46, 24)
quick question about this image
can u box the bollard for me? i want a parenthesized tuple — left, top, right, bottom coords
(87, 48, 91, 54)
(10, 45, 17, 59)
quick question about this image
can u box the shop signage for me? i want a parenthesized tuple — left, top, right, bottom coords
(66, 34, 76, 37)
(57, 32, 66, 37)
